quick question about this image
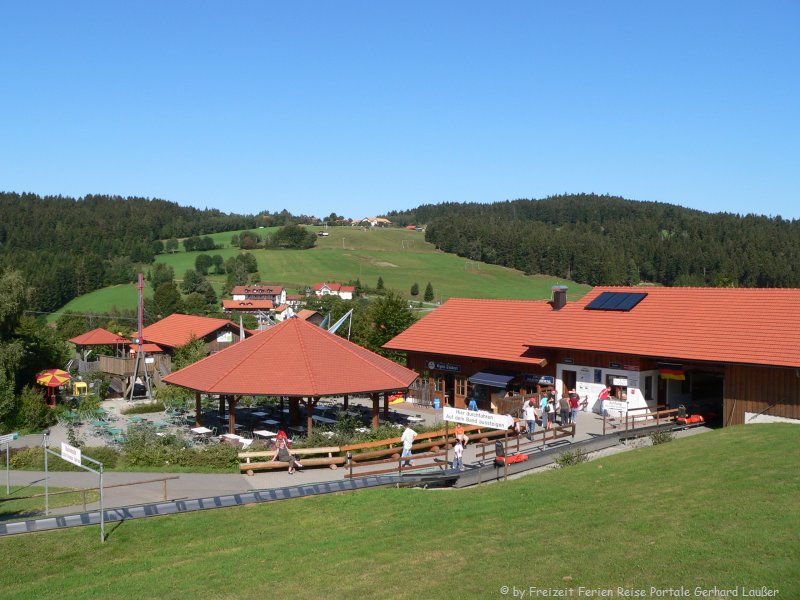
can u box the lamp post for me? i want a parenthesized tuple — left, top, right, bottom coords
(42, 428, 50, 515)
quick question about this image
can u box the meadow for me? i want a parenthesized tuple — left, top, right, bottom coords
(51, 226, 589, 319)
(0, 424, 796, 599)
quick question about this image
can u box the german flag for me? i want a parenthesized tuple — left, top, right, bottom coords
(659, 368, 685, 381)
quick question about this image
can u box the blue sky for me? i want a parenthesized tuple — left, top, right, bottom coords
(2, 1, 798, 219)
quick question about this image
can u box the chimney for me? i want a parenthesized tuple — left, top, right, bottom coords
(549, 285, 568, 310)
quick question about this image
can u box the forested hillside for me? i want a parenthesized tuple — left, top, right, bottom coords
(0, 192, 257, 312)
(388, 194, 800, 287)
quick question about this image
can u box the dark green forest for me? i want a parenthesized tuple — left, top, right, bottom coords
(388, 194, 800, 287)
(0, 192, 261, 312)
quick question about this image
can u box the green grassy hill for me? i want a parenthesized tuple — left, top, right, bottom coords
(0, 424, 796, 599)
(51, 227, 590, 319)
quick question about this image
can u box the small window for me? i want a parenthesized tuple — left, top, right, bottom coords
(594, 369, 603, 384)
(455, 378, 467, 396)
(644, 376, 653, 401)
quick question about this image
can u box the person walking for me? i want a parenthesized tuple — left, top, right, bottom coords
(541, 398, 550, 430)
(546, 397, 556, 429)
(559, 394, 571, 425)
(453, 438, 464, 471)
(569, 390, 580, 425)
(598, 386, 611, 417)
(524, 399, 537, 440)
(401, 425, 417, 467)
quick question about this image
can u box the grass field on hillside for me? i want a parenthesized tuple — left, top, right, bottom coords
(0, 425, 796, 599)
(51, 227, 590, 319)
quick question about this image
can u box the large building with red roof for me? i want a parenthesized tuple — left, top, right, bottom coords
(384, 286, 800, 426)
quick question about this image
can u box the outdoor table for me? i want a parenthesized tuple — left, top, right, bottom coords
(406, 416, 425, 423)
(106, 427, 122, 435)
(220, 433, 243, 441)
(191, 426, 213, 435)
(312, 415, 336, 425)
(261, 419, 280, 426)
(251, 411, 268, 418)
(92, 420, 108, 428)
(253, 430, 277, 439)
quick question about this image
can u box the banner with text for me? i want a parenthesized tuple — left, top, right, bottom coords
(443, 406, 513, 430)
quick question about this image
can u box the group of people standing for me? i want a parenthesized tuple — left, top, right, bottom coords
(520, 390, 582, 440)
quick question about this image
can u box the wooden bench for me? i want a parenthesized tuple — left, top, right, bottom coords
(239, 446, 344, 475)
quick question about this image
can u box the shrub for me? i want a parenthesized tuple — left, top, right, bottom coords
(10, 446, 121, 471)
(649, 430, 674, 446)
(122, 402, 165, 415)
(555, 447, 588, 468)
(18, 385, 55, 431)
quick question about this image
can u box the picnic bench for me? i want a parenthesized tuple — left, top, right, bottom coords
(239, 446, 345, 474)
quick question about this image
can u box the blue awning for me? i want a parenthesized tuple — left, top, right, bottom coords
(468, 371, 515, 388)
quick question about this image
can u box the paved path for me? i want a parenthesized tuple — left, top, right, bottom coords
(4, 407, 680, 516)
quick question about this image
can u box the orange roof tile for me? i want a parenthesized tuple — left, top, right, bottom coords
(231, 285, 283, 296)
(528, 286, 800, 368)
(222, 299, 274, 310)
(142, 313, 242, 349)
(384, 298, 550, 367)
(385, 288, 800, 369)
(296, 309, 321, 321)
(163, 318, 418, 396)
(69, 328, 128, 346)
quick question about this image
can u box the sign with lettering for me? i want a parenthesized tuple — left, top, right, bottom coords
(524, 374, 555, 386)
(60, 442, 82, 467)
(605, 400, 628, 417)
(443, 406, 513, 430)
(609, 362, 623, 369)
(562, 357, 574, 365)
(426, 361, 461, 373)
(0, 432, 19, 445)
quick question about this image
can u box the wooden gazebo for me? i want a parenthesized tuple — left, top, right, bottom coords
(163, 317, 418, 436)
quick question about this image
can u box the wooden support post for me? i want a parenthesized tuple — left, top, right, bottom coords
(383, 392, 389, 419)
(219, 395, 226, 421)
(195, 392, 202, 427)
(503, 431, 508, 482)
(228, 395, 238, 435)
(371, 393, 380, 430)
(289, 397, 300, 426)
(343, 394, 349, 410)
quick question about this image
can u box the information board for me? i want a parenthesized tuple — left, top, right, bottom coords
(443, 406, 513, 430)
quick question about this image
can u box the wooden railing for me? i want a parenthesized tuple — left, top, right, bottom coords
(474, 423, 576, 461)
(98, 355, 171, 377)
(602, 406, 679, 435)
(344, 450, 448, 479)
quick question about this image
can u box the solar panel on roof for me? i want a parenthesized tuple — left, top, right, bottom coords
(585, 292, 647, 311)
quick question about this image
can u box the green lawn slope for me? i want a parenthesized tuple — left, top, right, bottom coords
(51, 227, 590, 319)
(0, 424, 796, 599)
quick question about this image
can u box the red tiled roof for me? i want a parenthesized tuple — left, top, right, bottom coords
(142, 313, 242, 349)
(69, 328, 128, 346)
(222, 300, 274, 310)
(385, 288, 800, 369)
(231, 285, 283, 295)
(296, 309, 321, 321)
(528, 286, 800, 368)
(286, 294, 304, 301)
(384, 298, 550, 367)
(129, 343, 164, 354)
(163, 318, 418, 396)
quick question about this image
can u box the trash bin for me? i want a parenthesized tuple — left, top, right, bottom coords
(434, 398, 440, 410)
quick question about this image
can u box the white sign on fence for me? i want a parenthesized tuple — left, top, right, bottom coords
(443, 406, 513, 430)
(60, 442, 82, 467)
(0, 432, 19, 445)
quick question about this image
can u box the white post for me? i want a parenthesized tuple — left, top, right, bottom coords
(99, 465, 104, 543)
(43, 430, 49, 515)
